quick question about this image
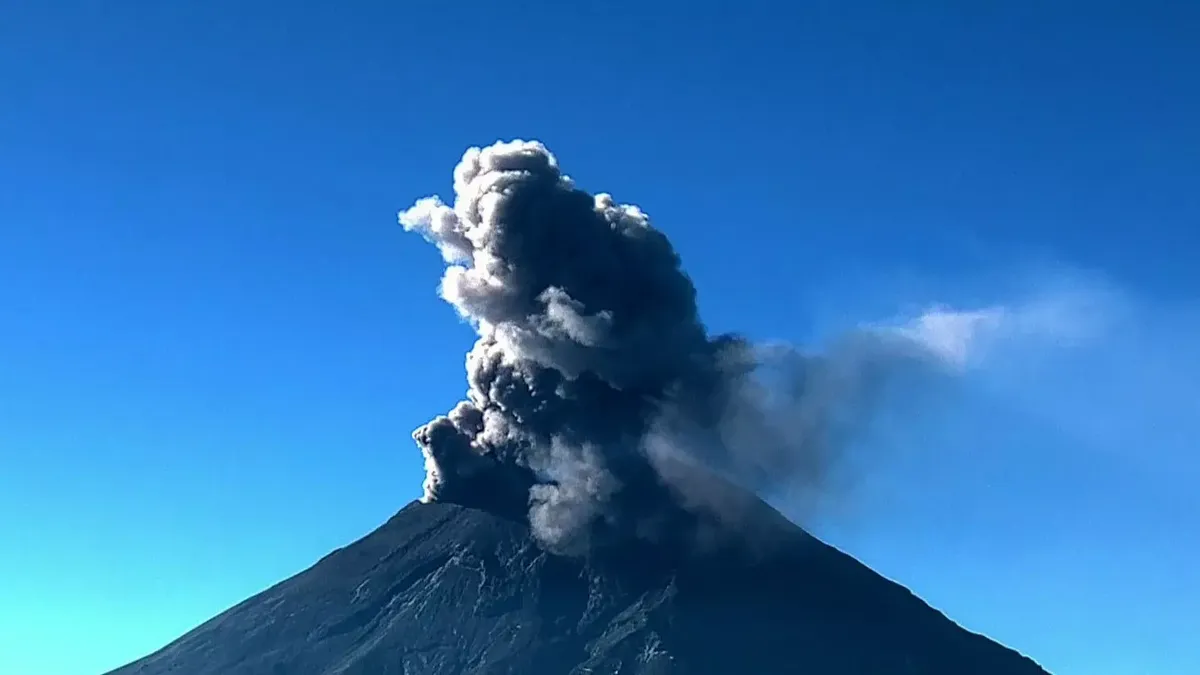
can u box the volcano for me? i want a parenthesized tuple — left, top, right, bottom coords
(107, 494, 1049, 675)
(110, 139, 1052, 674)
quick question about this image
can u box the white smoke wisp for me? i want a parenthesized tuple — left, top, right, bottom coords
(892, 307, 1008, 371)
(883, 285, 1112, 373)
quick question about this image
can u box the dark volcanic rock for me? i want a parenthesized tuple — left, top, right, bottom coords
(107, 500, 1049, 675)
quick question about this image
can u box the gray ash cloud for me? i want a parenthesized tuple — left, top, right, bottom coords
(399, 140, 937, 554)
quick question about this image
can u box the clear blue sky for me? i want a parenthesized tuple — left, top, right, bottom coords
(1, 2, 1197, 674)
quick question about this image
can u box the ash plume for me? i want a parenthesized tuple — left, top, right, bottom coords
(398, 140, 940, 553)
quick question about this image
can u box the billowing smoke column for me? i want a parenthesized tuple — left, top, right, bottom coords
(399, 140, 927, 553)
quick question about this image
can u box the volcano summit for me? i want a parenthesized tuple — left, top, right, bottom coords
(108, 141, 1051, 675)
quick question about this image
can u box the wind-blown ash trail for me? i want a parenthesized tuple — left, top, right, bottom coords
(398, 140, 943, 552)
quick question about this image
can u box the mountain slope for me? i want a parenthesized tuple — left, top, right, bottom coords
(107, 500, 1049, 675)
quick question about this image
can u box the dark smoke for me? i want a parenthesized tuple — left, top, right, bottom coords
(399, 140, 940, 554)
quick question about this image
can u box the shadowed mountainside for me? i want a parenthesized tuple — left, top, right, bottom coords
(107, 498, 1049, 675)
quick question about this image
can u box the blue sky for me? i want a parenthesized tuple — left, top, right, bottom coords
(1, 2, 1197, 673)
